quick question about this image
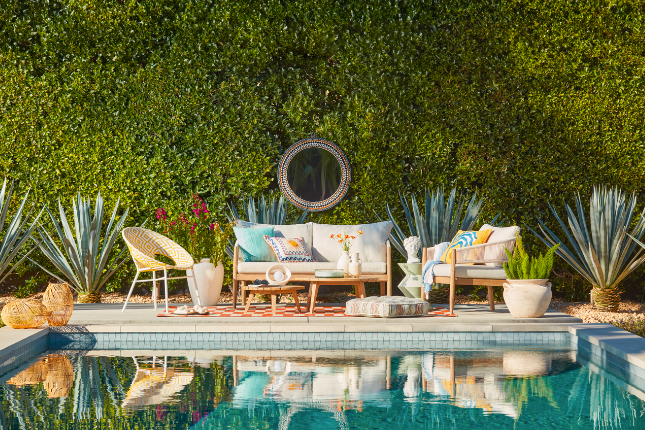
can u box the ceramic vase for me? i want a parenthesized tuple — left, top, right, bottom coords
(187, 258, 224, 306)
(337, 251, 350, 276)
(349, 252, 362, 277)
(503, 279, 552, 318)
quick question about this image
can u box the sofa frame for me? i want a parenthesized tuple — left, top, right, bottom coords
(232, 241, 392, 309)
(421, 239, 516, 315)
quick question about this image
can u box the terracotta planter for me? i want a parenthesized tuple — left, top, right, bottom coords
(503, 279, 552, 318)
(187, 258, 224, 306)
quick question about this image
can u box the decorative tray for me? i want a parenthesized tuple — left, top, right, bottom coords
(315, 269, 345, 278)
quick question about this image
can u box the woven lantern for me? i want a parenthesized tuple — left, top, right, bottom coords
(44, 354, 74, 398)
(6, 359, 48, 386)
(0, 300, 49, 329)
(43, 282, 74, 326)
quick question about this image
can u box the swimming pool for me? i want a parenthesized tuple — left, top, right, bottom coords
(2, 347, 644, 429)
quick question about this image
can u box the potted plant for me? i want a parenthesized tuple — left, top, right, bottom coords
(502, 236, 559, 318)
(157, 194, 233, 306)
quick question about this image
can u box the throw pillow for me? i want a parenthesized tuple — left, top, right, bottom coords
(440, 229, 492, 264)
(264, 236, 315, 262)
(233, 226, 276, 262)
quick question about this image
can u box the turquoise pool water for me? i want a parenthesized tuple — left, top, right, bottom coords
(1, 349, 644, 429)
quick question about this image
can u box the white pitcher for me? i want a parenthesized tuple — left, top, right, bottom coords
(349, 252, 362, 277)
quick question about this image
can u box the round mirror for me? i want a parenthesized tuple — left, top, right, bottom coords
(278, 137, 351, 212)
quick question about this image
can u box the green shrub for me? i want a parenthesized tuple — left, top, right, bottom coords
(504, 236, 559, 280)
(1, 0, 644, 298)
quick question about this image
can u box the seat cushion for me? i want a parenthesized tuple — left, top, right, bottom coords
(311, 221, 393, 263)
(237, 261, 387, 274)
(345, 296, 429, 318)
(236, 221, 314, 257)
(432, 264, 507, 279)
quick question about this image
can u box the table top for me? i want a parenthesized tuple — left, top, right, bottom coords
(309, 276, 379, 284)
(245, 285, 306, 291)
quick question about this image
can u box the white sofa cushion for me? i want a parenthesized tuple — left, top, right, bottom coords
(311, 221, 393, 263)
(479, 224, 519, 267)
(236, 220, 314, 258)
(237, 261, 387, 275)
(433, 264, 506, 279)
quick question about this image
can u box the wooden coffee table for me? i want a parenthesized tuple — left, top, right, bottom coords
(306, 276, 379, 313)
(244, 285, 305, 315)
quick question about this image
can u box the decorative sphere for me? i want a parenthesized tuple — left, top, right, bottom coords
(274, 271, 284, 282)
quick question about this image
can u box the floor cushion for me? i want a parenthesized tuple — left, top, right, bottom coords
(345, 296, 429, 318)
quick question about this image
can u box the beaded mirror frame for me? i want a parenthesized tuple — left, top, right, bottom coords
(278, 136, 351, 212)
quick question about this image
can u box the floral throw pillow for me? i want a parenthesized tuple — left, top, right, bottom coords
(264, 236, 315, 263)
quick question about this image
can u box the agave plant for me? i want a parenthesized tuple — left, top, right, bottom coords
(529, 186, 645, 312)
(225, 194, 308, 257)
(32, 193, 130, 303)
(0, 179, 42, 284)
(380, 187, 501, 258)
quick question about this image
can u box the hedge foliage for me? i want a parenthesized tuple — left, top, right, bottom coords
(1, 0, 645, 298)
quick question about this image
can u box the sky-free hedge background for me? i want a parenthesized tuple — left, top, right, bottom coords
(2, 0, 644, 298)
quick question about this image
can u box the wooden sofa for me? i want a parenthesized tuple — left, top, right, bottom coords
(421, 230, 517, 315)
(231, 221, 393, 309)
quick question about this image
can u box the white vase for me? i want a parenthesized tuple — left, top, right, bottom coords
(186, 258, 224, 306)
(337, 251, 350, 276)
(349, 252, 362, 277)
(503, 279, 552, 318)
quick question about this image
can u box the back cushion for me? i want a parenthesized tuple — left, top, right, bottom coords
(311, 221, 393, 263)
(235, 220, 314, 257)
(479, 224, 520, 267)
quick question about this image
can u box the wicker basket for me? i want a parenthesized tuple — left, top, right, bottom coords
(6, 359, 48, 386)
(43, 282, 74, 326)
(44, 354, 74, 398)
(0, 300, 49, 329)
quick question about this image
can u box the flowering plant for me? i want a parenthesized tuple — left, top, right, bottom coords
(330, 229, 363, 252)
(156, 194, 233, 263)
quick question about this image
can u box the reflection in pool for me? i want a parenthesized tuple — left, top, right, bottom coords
(1, 350, 644, 429)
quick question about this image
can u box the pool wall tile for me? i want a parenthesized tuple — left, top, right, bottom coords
(47, 331, 571, 350)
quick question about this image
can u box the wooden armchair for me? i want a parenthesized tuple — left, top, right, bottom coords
(421, 238, 516, 315)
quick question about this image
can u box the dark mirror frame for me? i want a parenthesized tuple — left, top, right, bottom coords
(278, 137, 351, 212)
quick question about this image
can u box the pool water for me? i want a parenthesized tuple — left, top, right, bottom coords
(1, 349, 645, 429)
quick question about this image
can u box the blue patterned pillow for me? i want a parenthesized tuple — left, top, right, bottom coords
(233, 226, 276, 262)
(264, 236, 315, 262)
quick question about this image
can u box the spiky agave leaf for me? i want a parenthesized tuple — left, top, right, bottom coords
(529, 186, 645, 288)
(33, 192, 130, 295)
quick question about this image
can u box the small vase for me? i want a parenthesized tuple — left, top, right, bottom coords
(349, 252, 362, 277)
(337, 251, 350, 276)
(187, 258, 224, 306)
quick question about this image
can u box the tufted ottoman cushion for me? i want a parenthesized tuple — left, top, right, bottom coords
(345, 296, 429, 318)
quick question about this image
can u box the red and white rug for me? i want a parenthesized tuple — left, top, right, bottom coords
(157, 305, 456, 318)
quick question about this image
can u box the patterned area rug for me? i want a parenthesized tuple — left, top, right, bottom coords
(156, 305, 457, 318)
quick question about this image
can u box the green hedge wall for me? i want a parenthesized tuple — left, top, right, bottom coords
(2, 0, 645, 298)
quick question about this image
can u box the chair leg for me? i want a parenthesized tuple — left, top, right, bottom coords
(122, 271, 140, 312)
(309, 283, 318, 314)
(164, 268, 169, 314)
(241, 282, 247, 306)
(232, 279, 238, 309)
(293, 291, 301, 313)
(379, 282, 385, 296)
(152, 270, 157, 311)
(449, 249, 456, 314)
(488, 286, 495, 311)
(271, 294, 277, 315)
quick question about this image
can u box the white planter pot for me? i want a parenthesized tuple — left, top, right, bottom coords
(337, 251, 350, 276)
(503, 279, 552, 318)
(186, 258, 224, 306)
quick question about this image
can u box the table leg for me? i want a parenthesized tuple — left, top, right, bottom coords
(309, 283, 318, 314)
(241, 282, 247, 306)
(359, 282, 366, 298)
(244, 293, 255, 313)
(292, 290, 302, 313)
(271, 293, 277, 315)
